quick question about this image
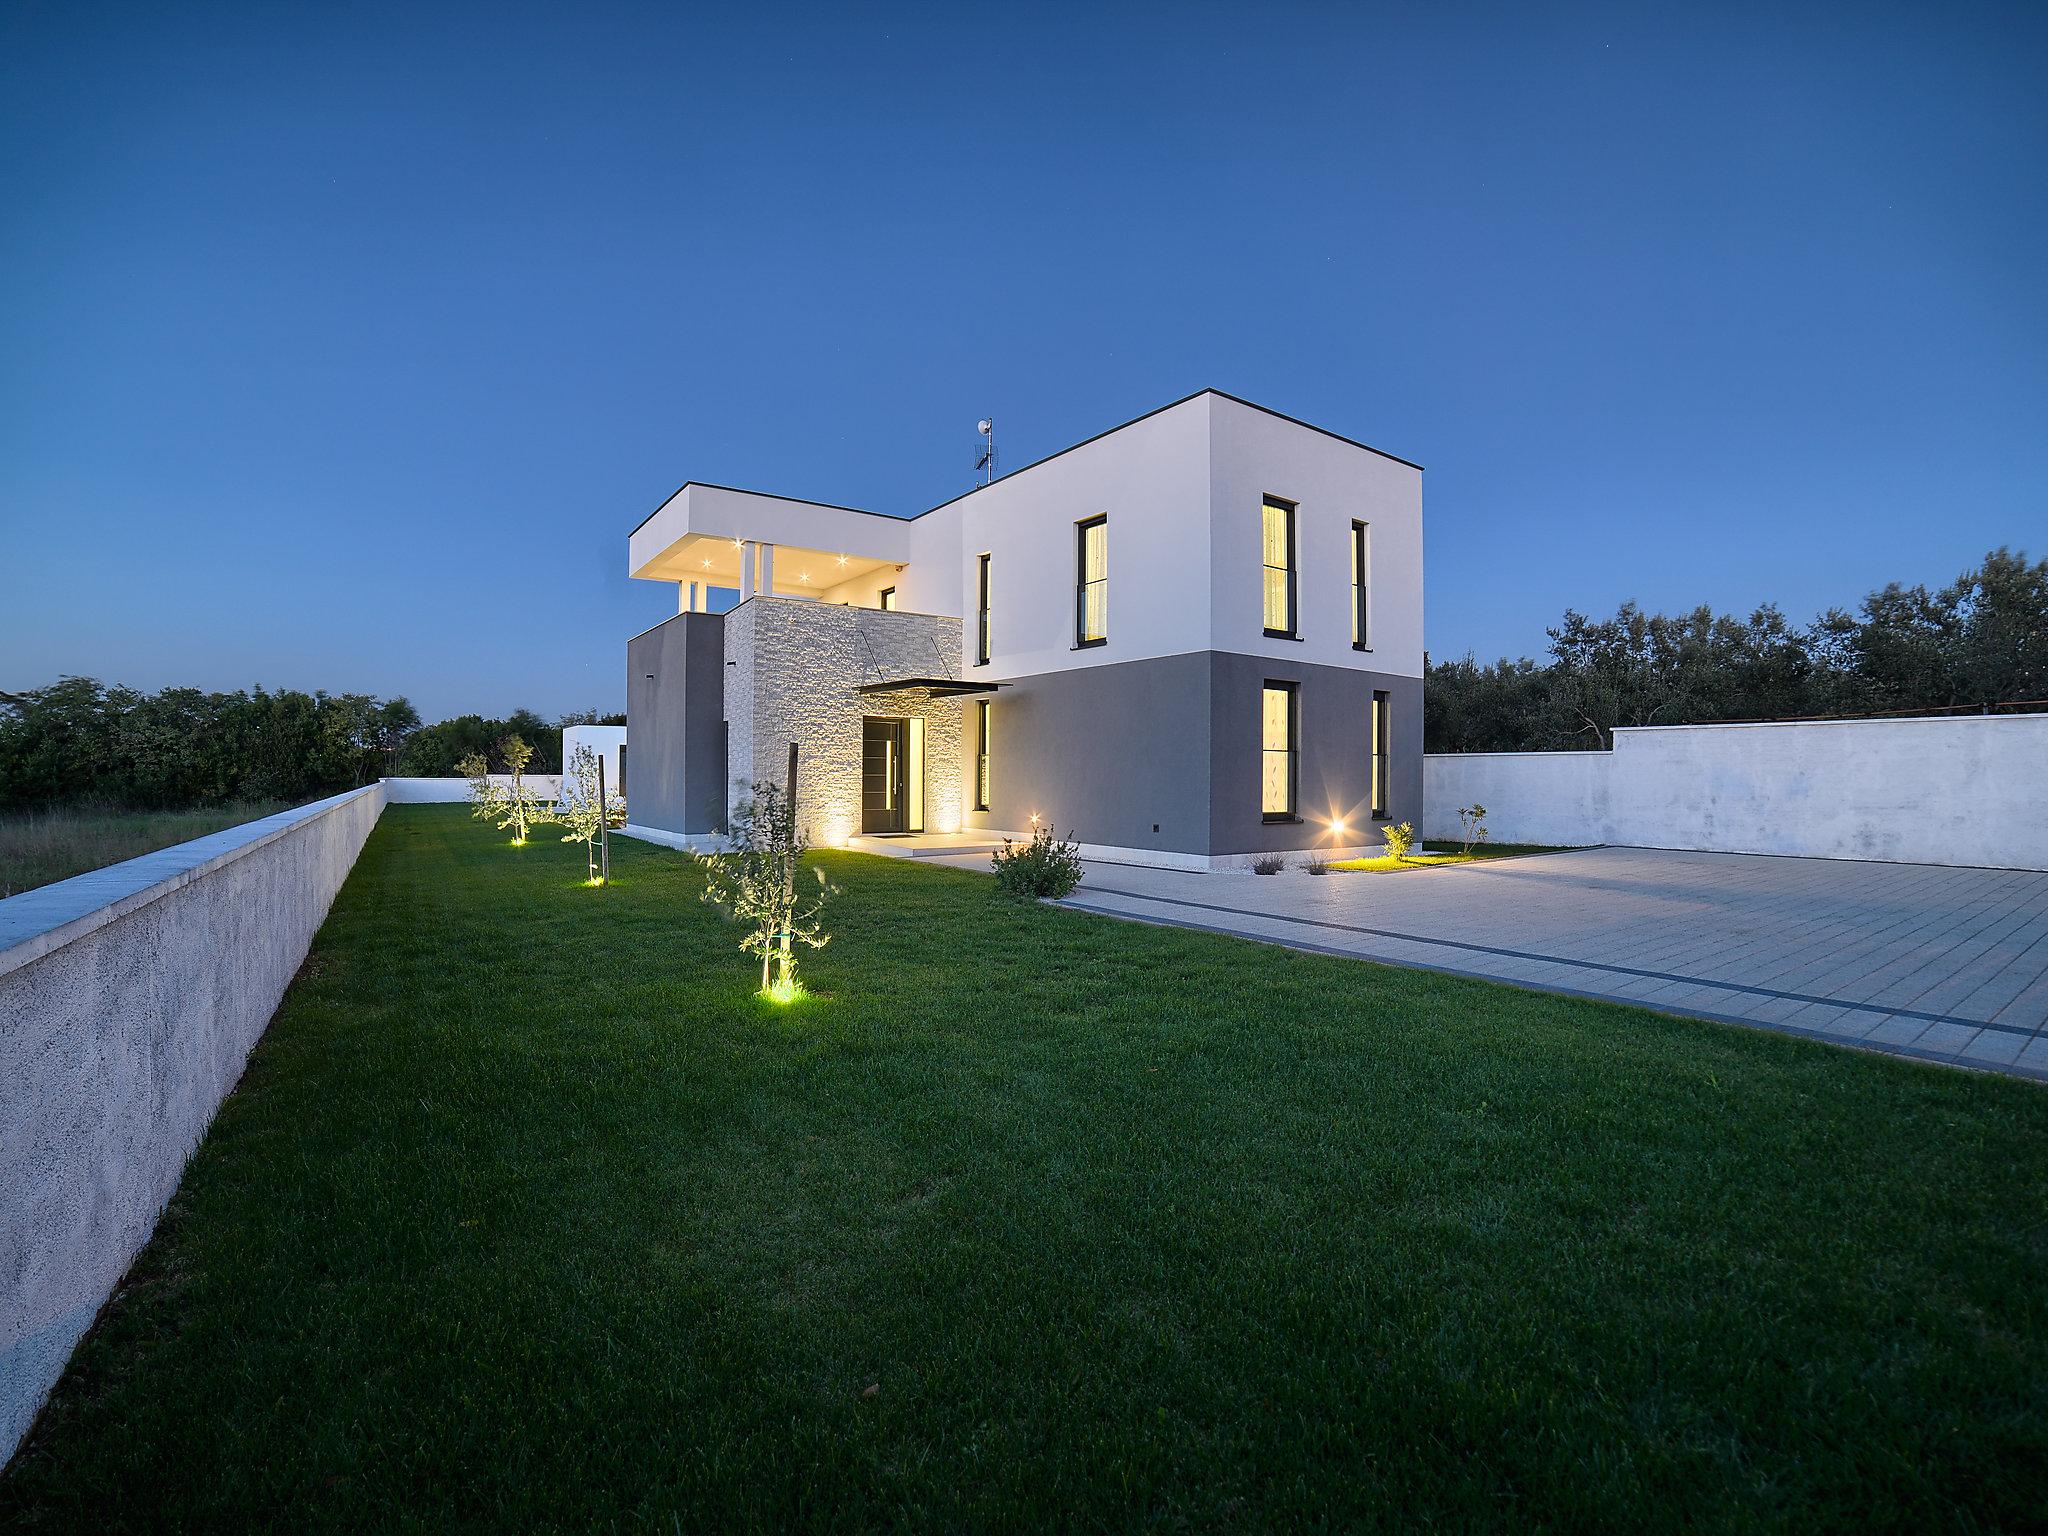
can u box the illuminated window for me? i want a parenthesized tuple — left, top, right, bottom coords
(1262, 498, 1296, 638)
(975, 553, 991, 666)
(1371, 690, 1389, 818)
(878, 586, 896, 611)
(974, 699, 991, 811)
(1075, 515, 1107, 646)
(1262, 681, 1297, 820)
(1351, 521, 1370, 650)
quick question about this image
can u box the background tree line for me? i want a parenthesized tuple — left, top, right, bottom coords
(0, 678, 625, 811)
(1426, 546, 2047, 753)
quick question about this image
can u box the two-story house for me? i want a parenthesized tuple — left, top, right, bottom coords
(622, 389, 1422, 870)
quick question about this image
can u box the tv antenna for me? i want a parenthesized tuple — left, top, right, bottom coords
(974, 417, 997, 485)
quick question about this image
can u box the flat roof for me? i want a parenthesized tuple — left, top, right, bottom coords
(631, 388, 1422, 535)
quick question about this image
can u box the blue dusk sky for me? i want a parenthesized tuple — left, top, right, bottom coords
(3, 1, 2043, 720)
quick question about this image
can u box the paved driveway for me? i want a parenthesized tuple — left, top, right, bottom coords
(1052, 848, 2048, 1082)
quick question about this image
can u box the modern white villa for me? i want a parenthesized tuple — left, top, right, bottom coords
(622, 389, 1423, 869)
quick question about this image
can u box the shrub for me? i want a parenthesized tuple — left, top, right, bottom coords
(1382, 821, 1416, 861)
(1456, 803, 1490, 856)
(1251, 853, 1286, 875)
(1306, 855, 1333, 875)
(991, 825, 1083, 899)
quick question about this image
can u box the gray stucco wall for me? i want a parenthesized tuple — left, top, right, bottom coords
(0, 785, 386, 1463)
(626, 611, 726, 836)
(962, 650, 1215, 858)
(961, 650, 1422, 859)
(1207, 653, 1423, 856)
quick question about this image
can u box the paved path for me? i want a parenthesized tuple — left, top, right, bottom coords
(1043, 848, 2048, 1082)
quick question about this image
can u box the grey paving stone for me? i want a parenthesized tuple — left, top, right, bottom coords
(1058, 847, 2048, 1081)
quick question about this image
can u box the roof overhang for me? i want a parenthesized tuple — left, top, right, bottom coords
(630, 483, 914, 596)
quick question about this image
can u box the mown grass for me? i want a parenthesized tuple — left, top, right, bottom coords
(2, 805, 2043, 1531)
(0, 801, 295, 898)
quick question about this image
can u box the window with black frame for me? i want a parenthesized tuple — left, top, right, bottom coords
(974, 699, 991, 811)
(975, 553, 991, 665)
(1262, 681, 1297, 820)
(1262, 498, 1296, 638)
(1351, 520, 1370, 650)
(1075, 516, 1107, 646)
(1371, 690, 1389, 818)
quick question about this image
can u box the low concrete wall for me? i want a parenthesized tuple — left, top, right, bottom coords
(1425, 712, 2048, 869)
(0, 785, 386, 1461)
(382, 774, 562, 804)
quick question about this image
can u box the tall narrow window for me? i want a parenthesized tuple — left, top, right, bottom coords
(1262, 498, 1296, 638)
(1262, 682, 1297, 820)
(907, 716, 926, 833)
(1075, 515, 1108, 646)
(1351, 521, 1371, 650)
(1371, 690, 1389, 819)
(878, 586, 896, 612)
(617, 745, 627, 800)
(975, 553, 991, 665)
(974, 699, 991, 811)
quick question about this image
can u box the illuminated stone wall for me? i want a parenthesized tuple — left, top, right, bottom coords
(724, 598, 966, 845)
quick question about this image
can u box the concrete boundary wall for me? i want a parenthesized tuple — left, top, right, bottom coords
(0, 784, 387, 1462)
(1425, 712, 2048, 870)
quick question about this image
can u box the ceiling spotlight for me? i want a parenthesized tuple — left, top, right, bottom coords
(836, 554, 848, 567)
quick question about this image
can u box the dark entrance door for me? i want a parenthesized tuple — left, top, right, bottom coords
(861, 717, 907, 834)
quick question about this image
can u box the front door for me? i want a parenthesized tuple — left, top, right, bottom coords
(861, 716, 926, 834)
(861, 717, 908, 834)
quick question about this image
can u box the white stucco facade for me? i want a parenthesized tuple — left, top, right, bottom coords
(560, 724, 627, 804)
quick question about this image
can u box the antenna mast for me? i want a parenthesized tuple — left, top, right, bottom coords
(975, 417, 997, 486)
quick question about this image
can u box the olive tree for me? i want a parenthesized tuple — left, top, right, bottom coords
(695, 777, 836, 1001)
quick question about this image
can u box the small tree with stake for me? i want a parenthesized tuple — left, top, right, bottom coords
(556, 745, 625, 884)
(696, 750, 836, 1002)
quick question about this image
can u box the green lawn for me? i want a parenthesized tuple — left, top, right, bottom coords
(0, 801, 295, 898)
(3, 805, 2043, 1531)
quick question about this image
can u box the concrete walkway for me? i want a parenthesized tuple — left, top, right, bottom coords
(1042, 847, 2048, 1082)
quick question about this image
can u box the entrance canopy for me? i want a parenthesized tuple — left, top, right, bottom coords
(855, 678, 1007, 698)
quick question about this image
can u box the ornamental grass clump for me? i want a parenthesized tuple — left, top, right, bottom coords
(695, 778, 836, 1000)
(991, 825, 1084, 899)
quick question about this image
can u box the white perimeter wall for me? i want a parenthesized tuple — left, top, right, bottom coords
(1425, 713, 2048, 870)
(0, 785, 387, 1460)
(383, 773, 563, 803)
